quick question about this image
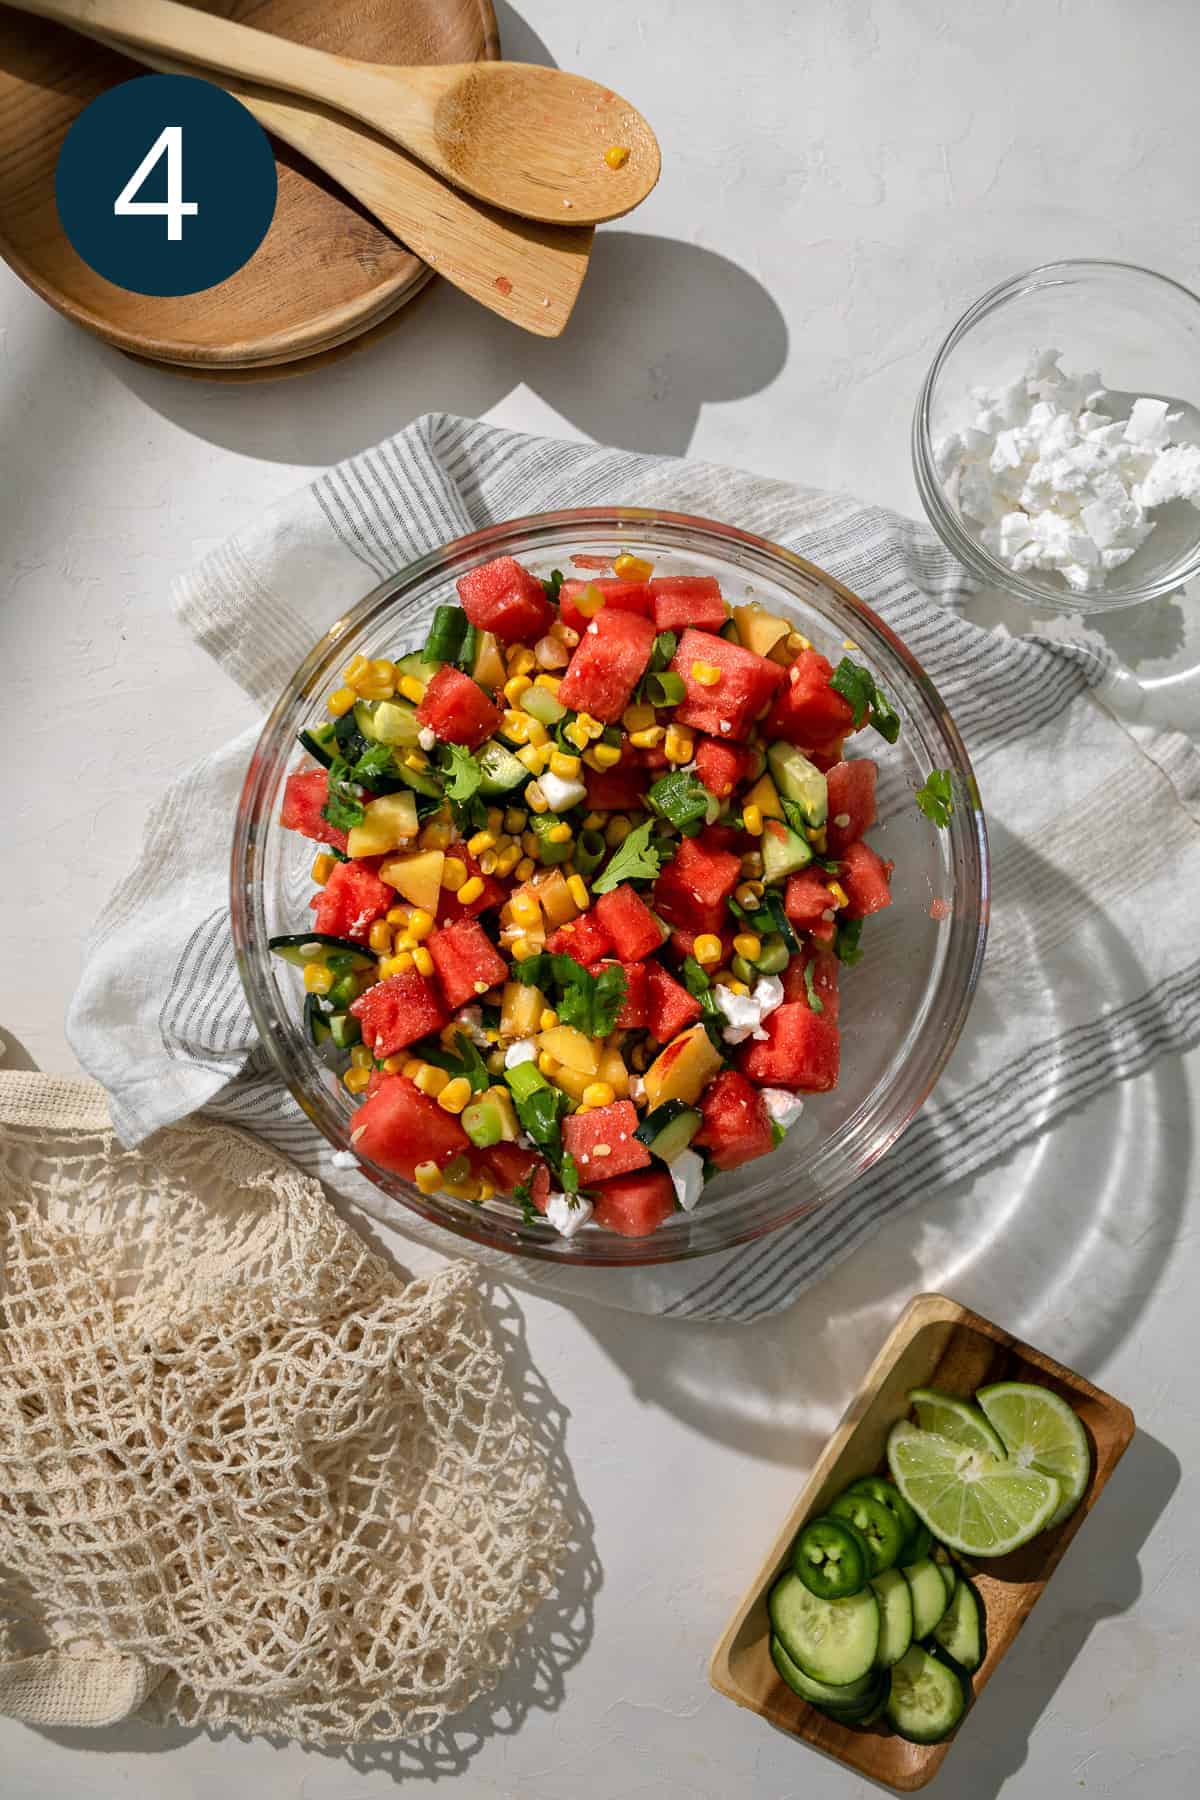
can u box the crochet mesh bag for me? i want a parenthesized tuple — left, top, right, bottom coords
(0, 1072, 568, 1744)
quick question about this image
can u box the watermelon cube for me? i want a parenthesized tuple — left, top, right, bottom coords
(470, 1141, 551, 1211)
(669, 628, 783, 741)
(558, 577, 651, 634)
(416, 664, 503, 750)
(456, 556, 551, 643)
(764, 649, 857, 748)
(350, 971, 448, 1062)
(280, 767, 348, 852)
(557, 609, 658, 723)
(694, 736, 757, 799)
(562, 1100, 651, 1180)
(826, 759, 878, 854)
(584, 746, 647, 811)
(436, 848, 505, 923)
(784, 868, 839, 932)
(349, 1075, 469, 1178)
(427, 916, 509, 1009)
(838, 840, 894, 918)
(593, 884, 664, 960)
(546, 911, 614, 966)
(310, 857, 393, 941)
(782, 947, 841, 1022)
(738, 1003, 841, 1091)
(591, 1169, 676, 1238)
(598, 958, 650, 1028)
(649, 576, 728, 632)
(652, 833, 742, 936)
(644, 959, 703, 1042)
(696, 1070, 774, 1170)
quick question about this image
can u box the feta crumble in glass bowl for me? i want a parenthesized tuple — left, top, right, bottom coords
(913, 260, 1200, 613)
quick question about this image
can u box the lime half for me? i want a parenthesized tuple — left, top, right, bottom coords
(909, 1388, 1006, 1459)
(887, 1421, 1060, 1557)
(976, 1381, 1091, 1530)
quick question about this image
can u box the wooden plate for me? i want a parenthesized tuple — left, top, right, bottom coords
(709, 1293, 1136, 1792)
(0, 0, 498, 370)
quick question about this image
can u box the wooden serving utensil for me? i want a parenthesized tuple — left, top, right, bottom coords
(68, 24, 593, 337)
(9, 0, 660, 224)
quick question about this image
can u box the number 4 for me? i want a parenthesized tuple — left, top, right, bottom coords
(113, 126, 198, 241)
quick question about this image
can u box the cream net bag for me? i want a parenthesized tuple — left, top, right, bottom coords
(0, 1072, 569, 1744)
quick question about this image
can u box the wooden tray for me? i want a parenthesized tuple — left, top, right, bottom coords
(0, 0, 497, 371)
(709, 1293, 1136, 1792)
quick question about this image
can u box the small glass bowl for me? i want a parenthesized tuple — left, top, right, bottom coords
(232, 509, 988, 1268)
(913, 260, 1200, 613)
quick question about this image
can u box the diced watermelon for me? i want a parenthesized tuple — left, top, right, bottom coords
(350, 968, 447, 1058)
(648, 576, 727, 632)
(764, 649, 857, 748)
(310, 858, 393, 941)
(694, 736, 757, 799)
(349, 1075, 468, 1178)
(669, 628, 783, 741)
(415, 664, 503, 750)
(280, 768, 348, 852)
(593, 884, 664, 960)
(826, 760, 878, 854)
(696, 1070, 774, 1170)
(456, 556, 551, 643)
(809, 739, 847, 772)
(667, 924, 734, 967)
(598, 958, 650, 1028)
(584, 745, 647, 811)
(471, 1141, 551, 1210)
(427, 916, 509, 1009)
(652, 833, 742, 935)
(738, 1003, 841, 1091)
(636, 741, 670, 771)
(838, 840, 894, 918)
(558, 577, 652, 633)
(591, 1169, 676, 1238)
(557, 609, 658, 724)
(644, 960, 703, 1041)
(562, 1100, 651, 1181)
(435, 848, 506, 922)
(545, 911, 613, 966)
(782, 947, 841, 1022)
(784, 868, 839, 932)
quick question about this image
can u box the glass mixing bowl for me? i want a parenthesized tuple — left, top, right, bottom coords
(233, 509, 988, 1267)
(913, 260, 1200, 613)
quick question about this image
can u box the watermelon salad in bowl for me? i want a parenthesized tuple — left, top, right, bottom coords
(233, 510, 987, 1266)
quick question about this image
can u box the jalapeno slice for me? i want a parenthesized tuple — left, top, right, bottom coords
(791, 1515, 872, 1599)
(845, 1473, 920, 1547)
(828, 1490, 906, 1575)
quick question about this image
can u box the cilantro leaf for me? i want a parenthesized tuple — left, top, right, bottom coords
(543, 568, 565, 602)
(513, 1083, 569, 1151)
(511, 954, 627, 1038)
(592, 818, 663, 895)
(648, 768, 710, 833)
(779, 795, 809, 836)
(440, 744, 483, 803)
(770, 1121, 786, 1149)
(511, 1176, 540, 1225)
(560, 1151, 581, 1195)
(829, 656, 902, 743)
(410, 1030, 490, 1093)
(916, 768, 955, 828)
(680, 955, 712, 1000)
(352, 742, 400, 787)
(802, 958, 825, 1015)
(681, 953, 725, 1048)
(320, 756, 367, 832)
(834, 917, 865, 966)
(647, 630, 677, 673)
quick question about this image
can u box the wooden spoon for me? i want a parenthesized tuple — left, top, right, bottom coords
(10, 0, 661, 224)
(69, 26, 593, 338)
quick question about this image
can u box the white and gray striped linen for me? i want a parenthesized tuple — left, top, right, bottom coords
(67, 414, 1200, 1320)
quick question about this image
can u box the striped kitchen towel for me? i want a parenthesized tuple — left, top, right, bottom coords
(67, 415, 1200, 1320)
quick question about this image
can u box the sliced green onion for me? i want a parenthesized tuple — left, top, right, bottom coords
(423, 604, 469, 664)
(457, 621, 479, 673)
(645, 671, 686, 708)
(574, 829, 607, 876)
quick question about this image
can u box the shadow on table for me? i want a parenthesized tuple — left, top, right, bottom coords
(30, 1286, 599, 1781)
(0, 1028, 39, 1072)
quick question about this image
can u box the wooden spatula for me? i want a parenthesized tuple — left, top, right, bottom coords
(11, 0, 660, 224)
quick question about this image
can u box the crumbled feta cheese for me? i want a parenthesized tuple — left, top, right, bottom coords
(539, 770, 588, 812)
(417, 727, 437, 751)
(331, 1149, 359, 1170)
(669, 1149, 705, 1212)
(628, 1074, 645, 1103)
(715, 973, 785, 1044)
(760, 1088, 805, 1131)
(504, 1038, 539, 1068)
(546, 1192, 593, 1237)
(452, 1006, 490, 1047)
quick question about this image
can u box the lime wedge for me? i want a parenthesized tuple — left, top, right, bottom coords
(976, 1381, 1091, 1530)
(887, 1421, 1061, 1557)
(909, 1388, 1006, 1459)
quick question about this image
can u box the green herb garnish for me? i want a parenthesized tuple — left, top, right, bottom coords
(834, 917, 865, 966)
(440, 743, 483, 803)
(829, 656, 901, 744)
(411, 1030, 490, 1093)
(320, 756, 367, 831)
(560, 1151, 582, 1195)
(592, 817, 663, 894)
(802, 958, 824, 1015)
(647, 630, 678, 673)
(916, 768, 955, 828)
(511, 954, 627, 1038)
(351, 742, 400, 787)
(543, 569, 565, 602)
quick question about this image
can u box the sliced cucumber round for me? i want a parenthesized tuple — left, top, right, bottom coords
(634, 1099, 702, 1163)
(884, 1644, 966, 1745)
(868, 1566, 913, 1669)
(901, 1559, 950, 1641)
(268, 933, 375, 971)
(298, 726, 336, 768)
(304, 992, 332, 1045)
(933, 1579, 984, 1673)
(476, 739, 530, 796)
(768, 1571, 879, 1687)
(769, 1636, 877, 1710)
(933, 1545, 958, 1604)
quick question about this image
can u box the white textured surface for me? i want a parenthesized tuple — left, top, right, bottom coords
(1, 0, 1198, 1793)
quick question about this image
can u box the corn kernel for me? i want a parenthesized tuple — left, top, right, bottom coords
(538, 1052, 560, 1077)
(343, 1065, 372, 1094)
(486, 806, 504, 834)
(515, 856, 535, 882)
(500, 807, 525, 835)
(582, 810, 606, 830)
(516, 743, 549, 775)
(712, 968, 737, 988)
(690, 662, 722, 687)
(545, 822, 572, 844)
(403, 749, 429, 772)
(742, 804, 764, 836)
(729, 980, 750, 997)
(467, 830, 496, 856)
(605, 814, 632, 846)
(550, 619, 580, 647)
(393, 931, 416, 952)
(622, 703, 656, 734)
(386, 906, 410, 926)
(343, 654, 371, 687)
(604, 145, 631, 170)
(479, 851, 498, 875)
(503, 674, 533, 705)
(613, 552, 652, 579)
(511, 891, 541, 927)
(419, 820, 454, 851)
(310, 852, 336, 885)
(582, 1081, 616, 1109)
(407, 907, 434, 941)
(326, 685, 356, 717)
(368, 919, 393, 955)
(442, 856, 468, 892)
(534, 674, 562, 694)
(501, 709, 531, 744)
(664, 725, 694, 764)
(693, 934, 723, 965)
(437, 1077, 472, 1114)
(572, 584, 605, 619)
(741, 853, 764, 879)
(370, 657, 396, 685)
(350, 1044, 374, 1069)
(525, 718, 550, 747)
(403, 1057, 423, 1079)
(539, 1009, 559, 1031)
(458, 875, 485, 906)
(733, 932, 763, 961)
(564, 717, 591, 751)
(828, 880, 850, 910)
(585, 742, 623, 770)
(508, 646, 537, 676)
(412, 946, 434, 977)
(549, 749, 582, 780)
(734, 883, 762, 909)
(379, 951, 414, 978)
(809, 826, 829, 854)
(526, 782, 549, 814)
(303, 963, 334, 995)
(413, 1063, 449, 1098)
(414, 1160, 442, 1193)
(496, 845, 522, 876)
(629, 726, 665, 749)
(578, 713, 606, 742)
(521, 830, 541, 856)
(566, 874, 590, 911)
(510, 935, 536, 961)
(786, 631, 813, 654)
(397, 675, 426, 704)
(486, 1049, 506, 1075)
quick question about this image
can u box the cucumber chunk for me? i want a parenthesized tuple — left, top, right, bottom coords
(868, 1566, 914, 1669)
(299, 726, 336, 768)
(884, 1644, 966, 1744)
(901, 1559, 950, 1641)
(932, 1579, 984, 1673)
(269, 933, 375, 972)
(761, 820, 813, 884)
(328, 1012, 360, 1050)
(304, 992, 332, 1045)
(395, 651, 442, 687)
(355, 698, 420, 748)
(634, 1099, 702, 1163)
(521, 684, 568, 726)
(768, 1571, 879, 1687)
(769, 1636, 878, 1710)
(476, 739, 529, 796)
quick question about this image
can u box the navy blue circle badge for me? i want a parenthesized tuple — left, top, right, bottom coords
(56, 74, 277, 298)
